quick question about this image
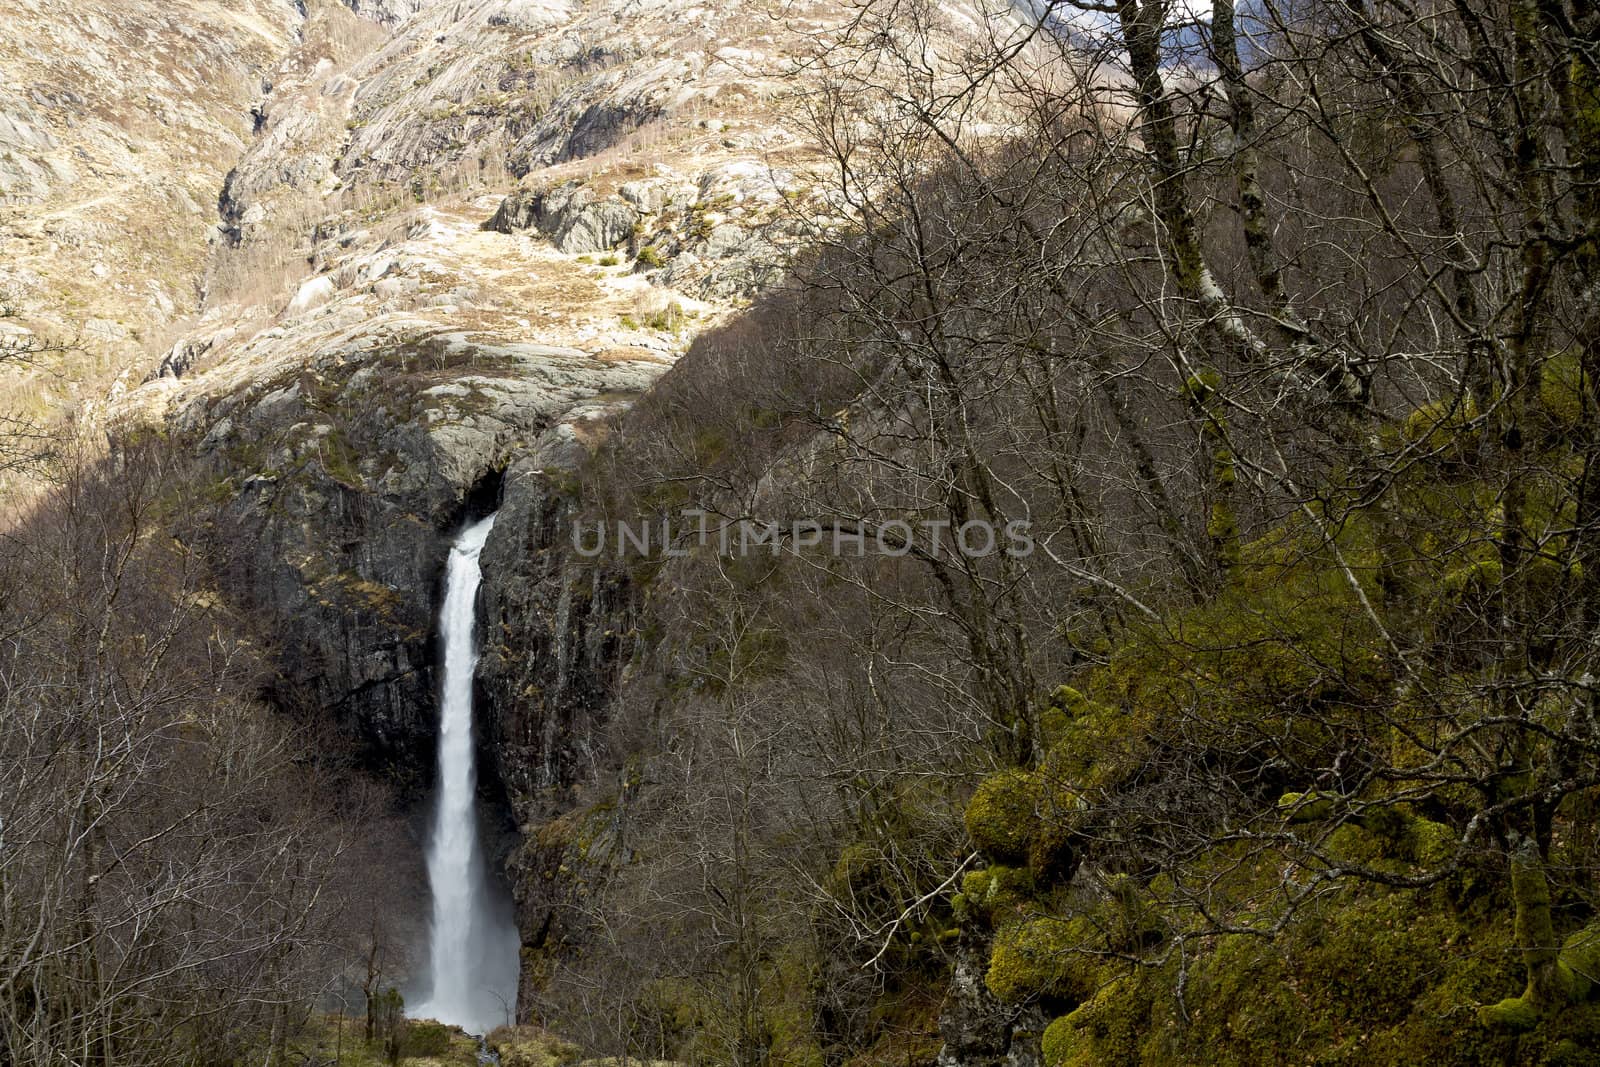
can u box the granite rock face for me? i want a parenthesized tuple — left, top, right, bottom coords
(341, 0, 433, 26)
(0, 0, 303, 402)
(478, 455, 633, 810)
(465, 440, 655, 1017)
(202, 0, 839, 323)
(113, 0, 845, 809)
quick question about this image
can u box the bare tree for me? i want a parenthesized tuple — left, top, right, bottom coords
(0, 439, 349, 1065)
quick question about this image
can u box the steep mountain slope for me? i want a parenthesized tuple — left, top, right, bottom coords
(0, 0, 304, 417)
(12, 0, 1600, 1063)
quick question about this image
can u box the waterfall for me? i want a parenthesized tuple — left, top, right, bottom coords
(410, 514, 520, 1035)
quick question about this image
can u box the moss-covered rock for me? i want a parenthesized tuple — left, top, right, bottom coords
(1405, 815, 1458, 867)
(1402, 395, 1480, 454)
(1279, 790, 1340, 822)
(1039, 976, 1147, 1067)
(1540, 351, 1589, 428)
(1039, 685, 1108, 749)
(486, 1026, 582, 1067)
(954, 865, 1035, 929)
(1029, 758, 1087, 886)
(1095, 519, 1391, 795)
(994, 855, 1600, 1066)
(985, 915, 1099, 1005)
(965, 769, 1040, 864)
(1040, 1012, 1076, 1067)
(1563, 925, 1600, 1001)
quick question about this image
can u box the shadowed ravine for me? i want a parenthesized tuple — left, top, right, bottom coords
(409, 514, 520, 1034)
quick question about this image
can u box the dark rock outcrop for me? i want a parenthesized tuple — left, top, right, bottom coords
(478, 456, 635, 810)
(937, 936, 1047, 1067)
(180, 331, 659, 793)
(474, 450, 640, 989)
(341, 0, 427, 27)
(484, 180, 640, 254)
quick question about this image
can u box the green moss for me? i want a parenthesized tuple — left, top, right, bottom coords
(1041, 1013, 1076, 1067)
(986, 915, 1098, 1004)
(1564, 925, 1600, 1000)
(1479, 993, 1541, 1031)
(1013, 855, 1599, 1066)
(830, 842, 886, 897)
(1278, 790, 1340, 822)
(1306, 891, 1455, 1025)
(1482, 915, 1600, 1033)
(1541, 351, 1589, 427)
(311, 426, 365, 488)
(1098, 516, 1390, 789)
(1442, 556, 1503, 597)
(1183, 369, 1221, 403)
(1105, 876, 1164, 952)
(1546, 1037, 1600, 1067)
(283, 1012, 478, 1067)
(1406, 816, 1457, 867)
(1034, 682, 1137, 799)
(954, 865, 1035, 928)
(1038, 707, 1072, 750)
(1184, 366, 1239, 572)
(1049, 685, 1109, 720)
(1041, 977, 1147, 1067)
(1403, 395, 1480, 452)
(400, 1021, 454, 1058)
(1028, 759, 1086, 885)
(762, 946, 827, 1067)
(686, 207, 714, 242)
(965, 769, 1038, 863)
(485, 1025, 581, 1067)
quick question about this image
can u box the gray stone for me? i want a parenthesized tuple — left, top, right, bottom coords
(484, 180, 640, 253)
(553, 199, 638, 254)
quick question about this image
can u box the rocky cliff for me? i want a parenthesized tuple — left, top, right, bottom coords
(40, 0, 849, 1010)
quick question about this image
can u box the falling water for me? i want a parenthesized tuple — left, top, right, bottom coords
(410, 514, 520, 1035)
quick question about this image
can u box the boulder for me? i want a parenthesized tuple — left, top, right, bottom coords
(619, 178, 699, 215)
(484, 181, 640, 253)
(286, 275, 336, 315)
(553, 199, 638, 253)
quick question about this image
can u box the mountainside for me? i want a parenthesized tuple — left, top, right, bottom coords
(9, 0, 1600, 1066)
(97, 0, 869, 842)
(0, 0, 302, 419)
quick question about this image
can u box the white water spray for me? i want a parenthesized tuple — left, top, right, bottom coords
(410, 514, 520, 1035)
